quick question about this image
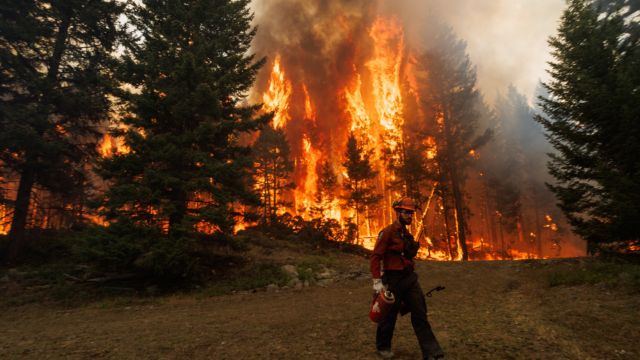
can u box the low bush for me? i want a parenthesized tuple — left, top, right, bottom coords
(76, 220, 196, 282)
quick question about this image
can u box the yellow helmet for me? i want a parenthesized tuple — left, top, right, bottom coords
(392, 197, 417, 212)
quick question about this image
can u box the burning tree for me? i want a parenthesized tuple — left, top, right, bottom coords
(311, 161, 338, 219)
(92, 0, 268, 276)
(342, 133, 382, 241)
(0, 0, 123, 262)
(252, 126, 294, 225)
(417, 28, 491, 260)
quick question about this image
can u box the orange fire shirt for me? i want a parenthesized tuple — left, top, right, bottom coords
(370, 220, 415, 279)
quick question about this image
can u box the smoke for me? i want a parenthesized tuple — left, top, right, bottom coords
(379, 0, 565, 104)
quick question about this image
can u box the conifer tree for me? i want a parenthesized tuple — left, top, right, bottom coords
(342, 133, 381, 240)
(0, 0, 123, 262)
(311, 161, 337, 218)
(537, 0, 640, 252)
(95, 0, 268, 273)
(252, 126, 294, 224)
(418, 27, 491, 260)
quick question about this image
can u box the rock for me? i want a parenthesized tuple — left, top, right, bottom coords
(287, 278, 301, 288)
(316, 268, 336, 280)
(266, 283, 279, 292)
(0, 275, 9, 283)
(281, 264, 299, 278)
(303, 280, 310, 288)
(317, 278, 334, 287)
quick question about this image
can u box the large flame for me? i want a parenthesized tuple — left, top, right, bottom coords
(262, 55, 292, 129)
(367, 16, 404, 138)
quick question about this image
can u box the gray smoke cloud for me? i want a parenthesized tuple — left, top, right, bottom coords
(251, 0, 566, 105)
(378, 0, 566, 104)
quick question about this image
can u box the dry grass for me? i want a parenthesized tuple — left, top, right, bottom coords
(0, 257, 638, 359)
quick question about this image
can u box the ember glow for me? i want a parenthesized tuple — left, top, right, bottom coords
(0, 204, 9, 235)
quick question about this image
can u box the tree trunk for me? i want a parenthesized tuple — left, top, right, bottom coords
(442, 196, 454, 260)
(5, 165, 36, 263)
(5, 10, 72, 263)
(533, 190, 543, 259)
(168, 190, 187, 237)
(441, 108, 469, 261)
(449, 172, 469, 260)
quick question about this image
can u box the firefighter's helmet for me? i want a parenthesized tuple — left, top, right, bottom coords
(392, 197, 417, 212)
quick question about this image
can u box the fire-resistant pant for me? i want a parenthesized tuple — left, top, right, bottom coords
(377, 269, 444, 359)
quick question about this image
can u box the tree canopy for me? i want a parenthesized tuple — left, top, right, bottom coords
(537, 0, 640, 252)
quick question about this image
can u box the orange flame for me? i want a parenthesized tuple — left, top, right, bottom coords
(294, 134, 321, 216)
(263, 55, 292, 129)
(303, 84, 315, 121)
(98, 133, 130, 157)
(367, 16, 404, 136)
(0, 203, 10, 235)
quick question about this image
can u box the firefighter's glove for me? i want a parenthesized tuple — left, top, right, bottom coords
(372, 278, 385, 293)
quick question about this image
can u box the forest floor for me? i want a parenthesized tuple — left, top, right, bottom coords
(1, 245, 639, 360)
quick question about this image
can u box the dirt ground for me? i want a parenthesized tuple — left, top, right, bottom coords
(1, 258, 638, 360)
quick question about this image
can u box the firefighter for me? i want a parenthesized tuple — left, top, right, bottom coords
(371, 197, 444, 360)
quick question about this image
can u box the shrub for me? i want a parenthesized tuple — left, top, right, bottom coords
(76, 220, 196, 281)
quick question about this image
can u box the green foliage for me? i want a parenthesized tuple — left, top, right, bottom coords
(293, 218, 345, 244)
(199, 262, 289, 296)
(98, 0, 268, 233)
(92, 0, 269, 275)
(537, 0, 640, 251)
(548, 259, 640, 291)
(295, 255, 337, 283)
(0, 0, 123, 258)
(77, 221, 195, 280)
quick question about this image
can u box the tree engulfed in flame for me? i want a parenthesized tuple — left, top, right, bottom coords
(367, 16, 404, 138)
(262, 55, 292, 129)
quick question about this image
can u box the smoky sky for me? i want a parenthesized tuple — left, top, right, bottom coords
(251, 0, 566, 105)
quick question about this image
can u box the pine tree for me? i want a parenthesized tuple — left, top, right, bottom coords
(252, 126, 294, 224)
(537, 0, 640, 252)
(95, 0, 268, 274)
(311, 161, 337, 218)
(342, 133, 381, 240)
(0, 0, 123, 262)
(418, 27, 491, 260)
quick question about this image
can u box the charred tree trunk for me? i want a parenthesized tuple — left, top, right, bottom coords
(449, 172, 469, 260)
(443, 109, 469, 261)
(498, 217, 506, 259)
(441, 196, 455, 260)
